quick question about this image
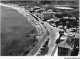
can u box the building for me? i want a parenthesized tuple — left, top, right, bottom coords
(58, 35, 79, 56)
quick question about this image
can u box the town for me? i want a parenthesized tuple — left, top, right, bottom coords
(1, 0, 79, 56)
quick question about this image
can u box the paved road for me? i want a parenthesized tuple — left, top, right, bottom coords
(0, 3, 60, 56)
(41, 22, 60, 56)
(18, 6, 60, 56)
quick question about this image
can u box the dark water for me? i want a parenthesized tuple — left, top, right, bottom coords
(1, 6, 37, 56)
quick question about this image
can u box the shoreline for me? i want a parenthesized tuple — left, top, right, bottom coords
(0, 3, 39, 34)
